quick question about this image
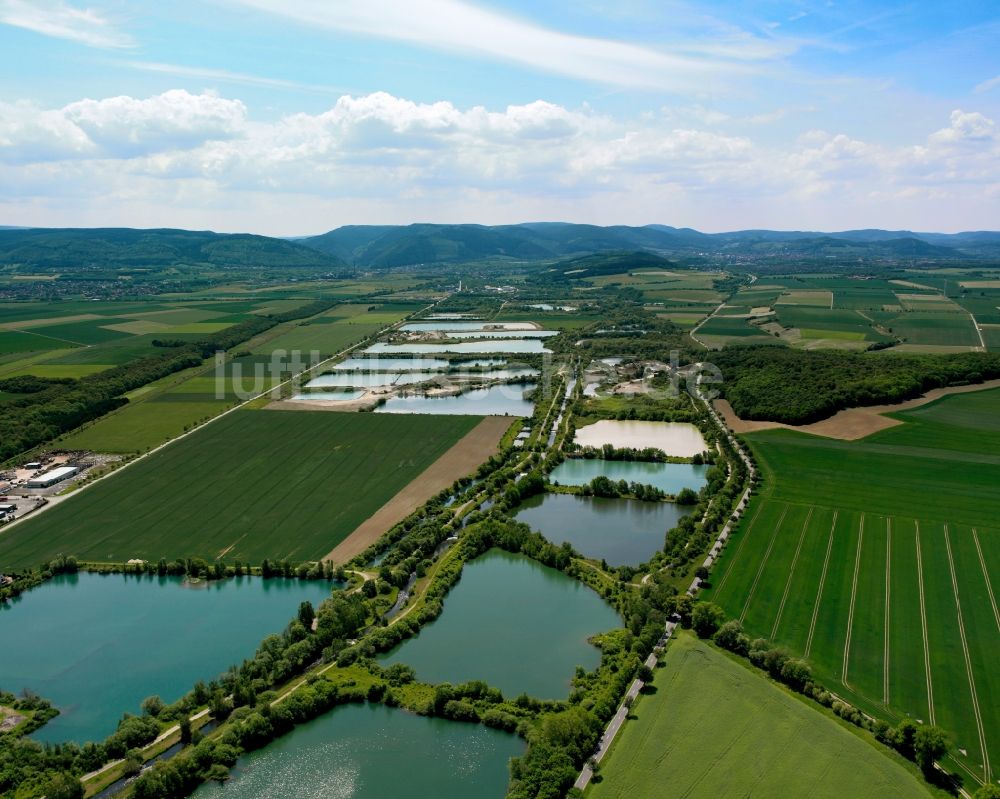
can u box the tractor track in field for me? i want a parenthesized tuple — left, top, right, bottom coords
(712, 500, 765, 597)
(972, 528, 1000, 633)
(804, 511, 837, 659)
(915, 521, 936, 726)
(841, 513, 865, 689)
(883, 518, 892, 705)
(770, 507, 812, 641)
(738, 504, 788, 624)
(944, 525, 991, 782)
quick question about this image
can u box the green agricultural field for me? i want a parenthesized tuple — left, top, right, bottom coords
(774, 306, 890, 341)
(589, 632, 934, 799)
(642, 288, 722, 303)
(884, 311, 980, 348)
(955, 294, 1000, 325)
(0, 296, 290, 377)
(697, 315, 765, 337)
(775, 289, 833, 307)
(55, 347, 315, 453)
(60, 399, 233, 453)
(982, 325, 1000, 351)
(0, 410, 479, 568)
(0, 329, 73, 354)
(253, 303, 413, 356)
(706, 388, 1000, 785)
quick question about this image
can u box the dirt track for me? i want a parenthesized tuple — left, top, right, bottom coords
(322, 415, 513, 563)
(714, 378, 1000, 441)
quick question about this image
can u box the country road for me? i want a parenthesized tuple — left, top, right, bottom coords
(573, 384, 756, 791)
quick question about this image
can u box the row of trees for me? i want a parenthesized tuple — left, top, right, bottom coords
(690, 601, 955, 786)
(575, 475, 668, 502)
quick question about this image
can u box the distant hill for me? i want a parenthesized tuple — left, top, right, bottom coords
(0, 228, 344, 272)
(298, 223, 1000, 267)
(542, 250, 678, 281)
(4, 223, 998, 273)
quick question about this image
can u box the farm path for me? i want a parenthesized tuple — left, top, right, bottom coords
(322, 415, 511, 564)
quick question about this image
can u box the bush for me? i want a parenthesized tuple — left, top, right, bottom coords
(690, 601, 725, 638)
(713, 620, 750, 656)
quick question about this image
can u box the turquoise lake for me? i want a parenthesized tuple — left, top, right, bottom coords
(192, 703, 522, 799)
(0, 573, 336, 743)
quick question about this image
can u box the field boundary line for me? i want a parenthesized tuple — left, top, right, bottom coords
(712, 500, 765, 596)
(915, 521, 936, 725)
(972, 528, 1000, 633)
(769, 507, 812, 640)
(944, 524, 991, 782)
(841, 513, 864, 689)
(738, 504, 788, 624)
(883, 518, 891, 705)
(804, 511, 837, 658)
(0, 303, 434, 539)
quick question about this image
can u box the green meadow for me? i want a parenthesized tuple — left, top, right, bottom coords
(589, 632, 934, 799)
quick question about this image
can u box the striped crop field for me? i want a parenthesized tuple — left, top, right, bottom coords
(0, 410, 479, 569)
(705, 387, 1000, 787)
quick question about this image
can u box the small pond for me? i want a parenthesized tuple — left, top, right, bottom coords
(291, 389, 365, 401)
(574, 420, 708, 457)
(332, 357, 449, 371)
(374, 384, 536, 416)
(365, 340, 551, 355)
(514, 492, 693, 566)
(549, 458, 709, 495)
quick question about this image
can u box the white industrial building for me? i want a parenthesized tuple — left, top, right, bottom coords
(27, 465, 79, 489)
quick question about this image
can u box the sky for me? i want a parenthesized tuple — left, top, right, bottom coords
(0, 0, 998, 235)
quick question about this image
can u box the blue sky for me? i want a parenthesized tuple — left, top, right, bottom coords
(0, 0, 998, 233)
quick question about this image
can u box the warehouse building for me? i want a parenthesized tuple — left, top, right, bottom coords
(27, 466, 79, 489)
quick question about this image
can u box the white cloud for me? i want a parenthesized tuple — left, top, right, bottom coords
(0, 0, 132, 48)
(974, 75, 1000, 94)
(0, 90, 246, 162)
(230, 0, 759, 92)
(122, 61, 347, 95)
(928, 110, 996, 146)
(1, 90, 999, 232)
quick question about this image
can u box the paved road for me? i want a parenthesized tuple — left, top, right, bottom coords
(547, 375, 577, 447)
(572, 385, 755, 792)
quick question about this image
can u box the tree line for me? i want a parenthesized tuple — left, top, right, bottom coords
(0, 298, 344, 462)
(686, 600, 958, 790)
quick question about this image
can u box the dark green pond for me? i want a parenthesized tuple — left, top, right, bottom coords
(515, 492, 692, 566)
(0, 573, 336, 743)
(192, 703, 522, 799)
(379, 549, 619, 698)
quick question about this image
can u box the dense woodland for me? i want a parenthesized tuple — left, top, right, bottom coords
(714, 345, 1000, 423)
